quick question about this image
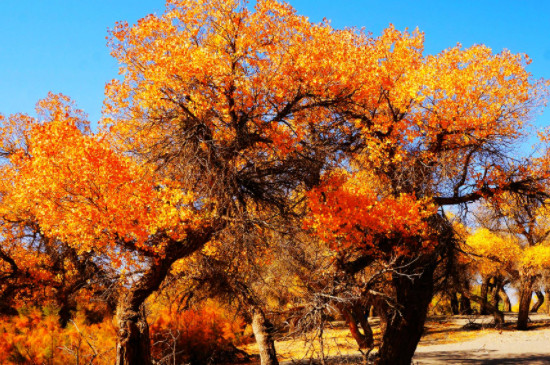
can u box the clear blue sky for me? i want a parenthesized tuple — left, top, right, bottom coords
(1, 0, 549, 131)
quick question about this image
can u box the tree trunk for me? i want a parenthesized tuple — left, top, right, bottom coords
(479, 277, 490, 315)
(450, 292, 459, 315)
(490, 279, 504, 326)
(339, 303, 374, 351)
(251, 306, 279, 365)
(356, 304, 374, 351)
(546, 290, 550, 315)
(58, 301, 75, 328)
(517, 277, 535, 330)
(499, 287, 512, 312)
(530, 290, 544, 313)
(375, 263, 435, 365)
(376, 304, 388, 335)
(116, 305, 151, 365)
(116, 227, 215, 365)
(459, 294, 472, 315)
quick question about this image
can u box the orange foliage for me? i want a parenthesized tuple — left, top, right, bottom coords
(149, 301, 248, 364)
(304, 23, 548, 257)
(0, 309, 116, 364)
(0, 93, 203, 270)
(305, 170, 436, 254)
(0, 1, 549, 362)
(0, 302, 248, 365)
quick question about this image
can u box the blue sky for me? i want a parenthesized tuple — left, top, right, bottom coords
(1, 0, 549, 131)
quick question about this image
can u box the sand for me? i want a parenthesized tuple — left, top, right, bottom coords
(414, 313, 550, 364)
(270, 313, 550, 364)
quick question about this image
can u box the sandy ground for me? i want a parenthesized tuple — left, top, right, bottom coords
(414, 313, 550, 364)
(268, 313, 550, 364)
(242, 313, 550, 364)
(414, 329, 550, 364)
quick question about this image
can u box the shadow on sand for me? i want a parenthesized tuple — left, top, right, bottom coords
(413, 349, 550, 364)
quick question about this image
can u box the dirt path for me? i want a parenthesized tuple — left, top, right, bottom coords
(414, 314, 550, 364)
(414, 328, 550, 364)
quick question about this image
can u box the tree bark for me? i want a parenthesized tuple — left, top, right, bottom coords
(479, 277, 490, 315)
(450, 292, 459, 315)
(116, 305, 151, 365)
(490, 278, 504, 326)
(339, 303, 374, 351)
(530, 290, 544, 313)
(546, 290, 550, 315)
(459, 293, 472, 315)
(58, 300, 76, 328)
(251, 306, 279, 365)
(517, 276, 535, 330)
(116, 227, 215, 365)
(375, 263, 435, 365)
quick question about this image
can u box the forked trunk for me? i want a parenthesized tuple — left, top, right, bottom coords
(115, 228, 215, 365)
(375, 263, 435, 365)
(251, 306, 279, 365)
(517, 277, 535, 330)
(339, 303, 374, 351)
(530, 290, 544, 313)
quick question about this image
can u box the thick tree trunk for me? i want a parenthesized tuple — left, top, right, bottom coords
(251, 306, 279, 365)
(375, 263, 435, 365)
(376, 304, 388, 335)
(530, 290, 544, 313)
(58, 301, 76, 328)
(0, 301, 18, 316)
(517, 277, 535, 330)
(116, 305, 151, 365)
(479, 278, 490, 315)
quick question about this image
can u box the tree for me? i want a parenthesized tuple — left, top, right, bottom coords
(0, 94, 191, 364)
(0, 107, 117, 324)
(305, 26, 549, 364)
(1, 0, 370, 363)
(466, 228, 521, 324)
(1, 1, 548, 364)
(472, 196, 550, 329)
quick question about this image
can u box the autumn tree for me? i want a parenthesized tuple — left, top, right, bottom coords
(1, 1, 549, 364)
(466, 228, 521, 324)
(0, 0, 375, 363)
(471, 197, 550, 329)
(306, 26, 549, 364)
(0, 109, 118, 325)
